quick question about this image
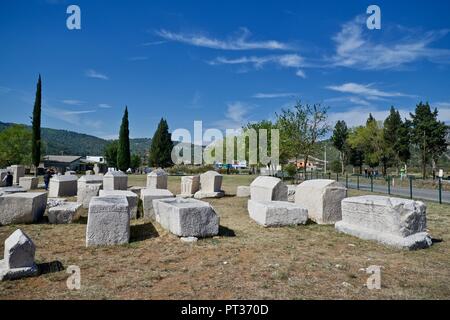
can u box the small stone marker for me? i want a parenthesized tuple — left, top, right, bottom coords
(99, 190, 138, 219)
(236, 186, 250, 197)
(86, 196, 130, 247)
(250, 176, 288, 202)
(180, 175, 200, 197)
(248, 200, 308, 227)
(10, 165, 25, 185)
(295, 179, 346, 224)
(48, 202, 82, 224)
(0, 229, 39, 281)
(335, 195, 432, 250)
(48, 175, 78, 197)
(146, 168, 168, 189)
(77, 175, 103, 208)
(19, 177, 39, 190)
(141, 188, 174, 219)
(194, 171, 224, 199)
(0, 192, 47, 225)
(103, 171, 128, 191)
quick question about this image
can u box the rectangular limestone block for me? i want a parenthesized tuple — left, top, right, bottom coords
(77, 183, 102, 209)
(146, 169, 168, 189)
(248, 199, 308, 227)
(10, 165, 25, 185)
(199, 171, 223, 193)
(86, 196, 130, 246)
(99, 190, 138, 219)
(335, 195, 432, 250)
(48, 175, 78, 197)
(153, 198, 219, 237)
(0, 192, 47, 225)
(103, 171, 128, 191)
(295, 179, 346, 224)
(48, 202, 82, 224)
(180, 175, 200, 197)
(250, 176, 288, 202)
(19, 177, 39, 190)
(141, 188, 174, 219)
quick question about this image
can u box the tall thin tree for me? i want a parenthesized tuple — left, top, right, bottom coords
(31, 74, 42, 176)
(117, 106, 131, 171)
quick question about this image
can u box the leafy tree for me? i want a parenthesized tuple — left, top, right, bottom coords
(0, 125, 32, 167)
(410, 102, 448, 179)
(104, 140, 118, 168)
(149, 118, 173, 168)
(331, 120, 349, 174)
(384, 106, 411, 171)
(276, 102, 329, 175)
(348, 144, 364, 174)
(31, 74, 42, 175)
(130, 154, 142, 170)
(117, 107, 131, 171)
(330, 159, 342, 174)
(243, 120, 279, 171)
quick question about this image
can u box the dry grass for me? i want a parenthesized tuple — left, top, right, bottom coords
(0, 175, 449, 300)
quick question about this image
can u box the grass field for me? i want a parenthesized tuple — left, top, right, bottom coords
(0, 175, 449, 299)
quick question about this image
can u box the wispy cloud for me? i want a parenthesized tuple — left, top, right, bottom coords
(330, 16, 450, 70)
(252, 92, 299, 99)
(43, 107, 97, 126)
(295, 69, 306, 78)
(141, 40, 167, 46)
(62, 99, 84, 106)
(85, 69, 109, 80)
(327, 82, 414, 98)
(98, 103, 112, 109)
(156, 27, 292, 51)
(213, 101, 252, 130)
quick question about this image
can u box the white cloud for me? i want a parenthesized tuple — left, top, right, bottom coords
(210, 54, 304, 69)
(98, 103, 112, 109)
(62, 99, 84, 106)
(141, 40, 167, 46)
(156, 27, 291, 51)
(43, 107, 96, 126)
(295, 69, 306, 78)
(252, 92, 299, 99)
(213, 101, 252, 130)
(85, 69, 109, 80)
(327, 82, 414, 98)
(330, 16, 450, 70)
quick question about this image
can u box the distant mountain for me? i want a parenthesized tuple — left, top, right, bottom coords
(0, 121, 151, 157)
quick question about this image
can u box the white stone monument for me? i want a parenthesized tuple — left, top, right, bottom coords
(141, 188, 174, 219)
(146, 168, 168, 189)
(99, 190, 138, 219)
(77, 175, 103, 208)
(248, 200, 308, 227)
(48, 202, 82, 224)
(48, 175, 78, 197)
(19, 177, 39, 190)
(10, 165, 25, 185)
(194, 171, 224, 199)
(250, 176, 288, 202)
(180, 175, 200, 197)
(0, 192, 47, 225)
(103, 170, 128, 191)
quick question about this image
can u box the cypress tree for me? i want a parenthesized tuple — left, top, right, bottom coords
(117, 106, 131, 171)
(31, 74, 42, 175)
(149, 118, 173, 168)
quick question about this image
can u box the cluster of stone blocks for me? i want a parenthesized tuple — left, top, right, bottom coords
(194, 171, 224, 199)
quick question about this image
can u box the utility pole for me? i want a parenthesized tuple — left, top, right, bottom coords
(324, 145, 327, 173)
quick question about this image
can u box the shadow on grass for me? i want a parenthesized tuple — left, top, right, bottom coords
(130, 222, 159, 242)
(219, 225, 236, 237)
(432, 237, 443, 244)
(37, 260, 64, 275)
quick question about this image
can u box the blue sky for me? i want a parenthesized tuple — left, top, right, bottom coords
(0, 0, 449, 139)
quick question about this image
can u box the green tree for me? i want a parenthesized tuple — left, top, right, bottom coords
(117, 107, 131, 171)
(331, 120, 349, 174)
(130, 154, 142, 170)
(31, 74, 42, 175)
(104, 140, 118, 168)
(0, 125, 32, 167)
(384, 106, 411, 171)
(410, 102, 448, 179)
(243, 120, 279, 171)
(149, 118, 173, 168)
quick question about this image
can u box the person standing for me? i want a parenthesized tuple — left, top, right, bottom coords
(2, 171, 13, 187)
(43, 169, 53, 191)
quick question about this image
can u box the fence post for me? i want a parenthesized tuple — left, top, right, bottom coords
(370, 175, 373, 192)
(439, 177, 442, 204)
(357, 175, 360, 190)
(346, 174, 348, 189)
(409, 176, 413, 199)
(387, 176, 391, 195)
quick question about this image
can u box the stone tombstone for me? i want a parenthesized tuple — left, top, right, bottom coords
(0, 229, 38, 281)
(153, 197, 219, 237)
(0, 192, 47, 225)
(48, 202, 82, 224)
(19, 177, 39, 190)
(236, 186, 250, 198)
(48, 175, 78, 197)
(180, 175, 200, 197)
(10, 165, 25, 185)
(146, 168, 168, 189)
(335, 195, 432, 250)
(248, 200, 308, 227)
(99, 190, 138, 219)
(103, 170, 128, 191)
(250, 176, 288, 202)
(141, 188, 174, 219)
(194, 171, 224, 199)
(86, 196, 130, 247)
(93, 164, 100, 175)
(0, 170, 7, 187)
(77, 175, 103, 208)
(295, 179, 346, 225)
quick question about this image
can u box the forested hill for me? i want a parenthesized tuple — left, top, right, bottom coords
(0, 121, 151, 157)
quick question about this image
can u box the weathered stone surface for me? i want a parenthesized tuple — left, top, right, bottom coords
(47, 197, 67, 208)
(0, 229, 38, 281)
(146, 168, 168, 189)
(99, 190, 138, 219)
(248, 199, 308, 227)
(153, 198, 219, 237)
(10, 165, 25, 185)
(129, 186, 145, 197)
(295, 179, 346, 224)
(141, 188, 174, 219)
(48, 175, 78, 197)
(250, 176, 288, 202)
(180, 175, 200, 197)
(287, 185, 296, 202)
(236, 186, 250, 197)
(0, 186, 26, 196)
(19, 177, 39, 190)
(194, 171, 224, 199)
(86, 196, 130, 246)
(48, 202, 82, 224)
(335, 195, 432, 250)
(103, 171, 128, 191)
(0, 192, 47, 225)
(77, 175, 103, 208)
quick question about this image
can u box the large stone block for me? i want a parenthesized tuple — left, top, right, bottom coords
(250, 176, 288, 202)
(146, 168, 168, 189)
(335, 195, 432, 250)
(194, 171, 224, 199)
(103, 171, 128, 191)
(248, 199, 308, 227)
(153, 198, 219, 237)
(48, 202, 82, 224)
(48, 175, 78, 197)
(0, 186, 26, 196)
(10, 165, 25, 185)
(99, 190, 138, 219)
(0, 192, 47, 225)
(180, 175, 200, 197)
(236, 186, 250, 197)
(19, 177, 39, 190)
(77, 175, 103, 208)
(0, 229, 38, 281)
(86, 196, 130, 246)
(141, 188, 174, 219)
(295, 179, 346, 224)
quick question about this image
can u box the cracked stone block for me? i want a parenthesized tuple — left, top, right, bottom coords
(248, 199, 308, 227)
(48, 202, 82, 224)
